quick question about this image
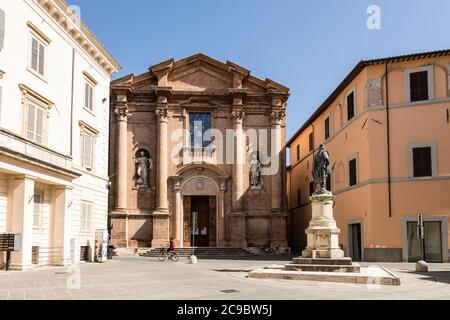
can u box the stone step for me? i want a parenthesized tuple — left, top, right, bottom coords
(292, 257, 353, 266)
(140, 247, 256, 258)
(285, 263, 361, 273)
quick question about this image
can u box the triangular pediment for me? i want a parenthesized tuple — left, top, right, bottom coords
(111, 53, 289, 95)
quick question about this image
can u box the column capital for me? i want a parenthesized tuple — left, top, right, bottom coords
(114, 104, 132, 121)
(231, 108, 245, 124)
(155, 106, 169, 122)
(270, 109, 286, 125)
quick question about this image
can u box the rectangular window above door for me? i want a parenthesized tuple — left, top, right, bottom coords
(189, 113, 212, 148)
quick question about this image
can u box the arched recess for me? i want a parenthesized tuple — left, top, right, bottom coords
(170, 164, 228, 248)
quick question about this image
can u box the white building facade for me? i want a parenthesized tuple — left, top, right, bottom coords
(0, 0, 120, 270)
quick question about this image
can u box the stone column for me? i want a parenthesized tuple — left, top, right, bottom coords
(230, 97, 247, 247)
(231, 101, 245, 211)
(269, 102, 288, 247)
(152, 96, 170, 247)
(114, 104, 131, 210)
(155, 101, 169, 213)
(217, 179, 227, 246)
(53, 186, 73, 266)
(270, 109, 284, 212)
(10, 175, 35, 270)
(174, 180, 182, 247)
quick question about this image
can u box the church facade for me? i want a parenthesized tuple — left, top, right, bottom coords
(109, 54, 289, 250)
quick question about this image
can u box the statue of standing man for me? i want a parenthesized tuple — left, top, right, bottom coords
(250, 152, 262, 188)
(135, 151, 152, 188)
(312, 144, 331, 195)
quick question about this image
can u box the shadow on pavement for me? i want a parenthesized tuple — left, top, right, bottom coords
(399, 270, 450, 284)
(197, 255, 296, 262)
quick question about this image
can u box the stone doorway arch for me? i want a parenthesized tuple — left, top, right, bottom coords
(170, 164, 228, 248)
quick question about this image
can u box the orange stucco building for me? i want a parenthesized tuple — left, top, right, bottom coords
(287, 50, 450, 262)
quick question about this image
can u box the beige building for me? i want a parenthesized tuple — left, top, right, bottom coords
(287, 50, 450, 262)
(0, 0, 120, 270)
(109, 53, 289, 250)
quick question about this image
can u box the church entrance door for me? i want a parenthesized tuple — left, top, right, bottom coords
(183, 196, 217, 247)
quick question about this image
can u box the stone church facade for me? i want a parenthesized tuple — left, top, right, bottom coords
(109, 54, 289, 249)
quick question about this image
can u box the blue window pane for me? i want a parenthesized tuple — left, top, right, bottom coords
(189, 113, 211, 148)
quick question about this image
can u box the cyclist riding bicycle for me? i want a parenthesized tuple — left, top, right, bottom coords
(166, 239, 175, 256)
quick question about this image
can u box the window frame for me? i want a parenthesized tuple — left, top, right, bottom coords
(404, 66, 434, 103)
(19, 84, 53, 146)
(308, 132, 314, 152)
(79, 121, 99, 171)
(32, 187, 44, 229)
(27, 22, 50, 80)
(324, 115, 331, 140)
(309, 181, 315, 196)
(345, 89, 356, 122)
(83, 71, 97, 114)
(348, 155, 358, 187)
(80, 201, 93, 232)
(188, 112, 212, 148)
(408, 142, 437, 178)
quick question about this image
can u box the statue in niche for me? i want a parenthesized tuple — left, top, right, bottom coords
(135, 150, 152, 188)
(312, 144, 331, 195)
(250, 152, 262, 188)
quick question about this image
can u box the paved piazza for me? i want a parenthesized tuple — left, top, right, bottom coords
(0, 257, 449, 300)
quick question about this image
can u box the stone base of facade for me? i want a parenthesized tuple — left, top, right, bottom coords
(151, 210, 170, 248)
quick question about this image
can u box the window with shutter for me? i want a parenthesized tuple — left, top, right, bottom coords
(309, 132, 314, 152)
(33, 190, 43, 227)
(410, 71, 429, 102)
(296, 145, 300, 162)
(347, 92, 355, 121)
(82, 133, 94, 169)
(309, 181, 315, 196)
(413, 147, 432, 177)
(324, 117, 330, 140)
(349, 158, 357, 186)
(31, 38, 39, 71)
(29, 36, 46, 77)
(326, 174, 331, 191)
(84, 81, 95, 111)
(26, 103, 45, 144)
(81, 202, 92, 231)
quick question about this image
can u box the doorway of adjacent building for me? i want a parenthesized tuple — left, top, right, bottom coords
(348, 223, 362, 262)
(407, 221, 443, 262)
(183, 196, 217, 247)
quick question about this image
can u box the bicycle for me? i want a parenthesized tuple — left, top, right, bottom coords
(158, 245, 179, 262)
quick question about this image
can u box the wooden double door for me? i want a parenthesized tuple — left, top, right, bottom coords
(183, 196, 217, 247)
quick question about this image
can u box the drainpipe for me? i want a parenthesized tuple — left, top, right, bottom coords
(385, 62, 392, 218)
(70, 48, 75, 157)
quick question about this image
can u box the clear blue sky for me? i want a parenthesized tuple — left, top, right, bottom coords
(68, 0, 450, 140)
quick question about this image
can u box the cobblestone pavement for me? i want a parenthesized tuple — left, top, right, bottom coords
(0, 256, 449, 300)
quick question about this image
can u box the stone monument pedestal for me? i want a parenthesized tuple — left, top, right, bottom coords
(285, 193, 359, 273)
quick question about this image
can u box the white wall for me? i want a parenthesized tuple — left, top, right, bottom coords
(0, 0, 114, 264)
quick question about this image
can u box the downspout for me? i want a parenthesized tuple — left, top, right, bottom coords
(385, 62, 392, 218)
(70, 48, 75, 156)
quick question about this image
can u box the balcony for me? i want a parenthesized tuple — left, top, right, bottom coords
(0, 128, 77, 176)
(182, 147, 217, 165)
